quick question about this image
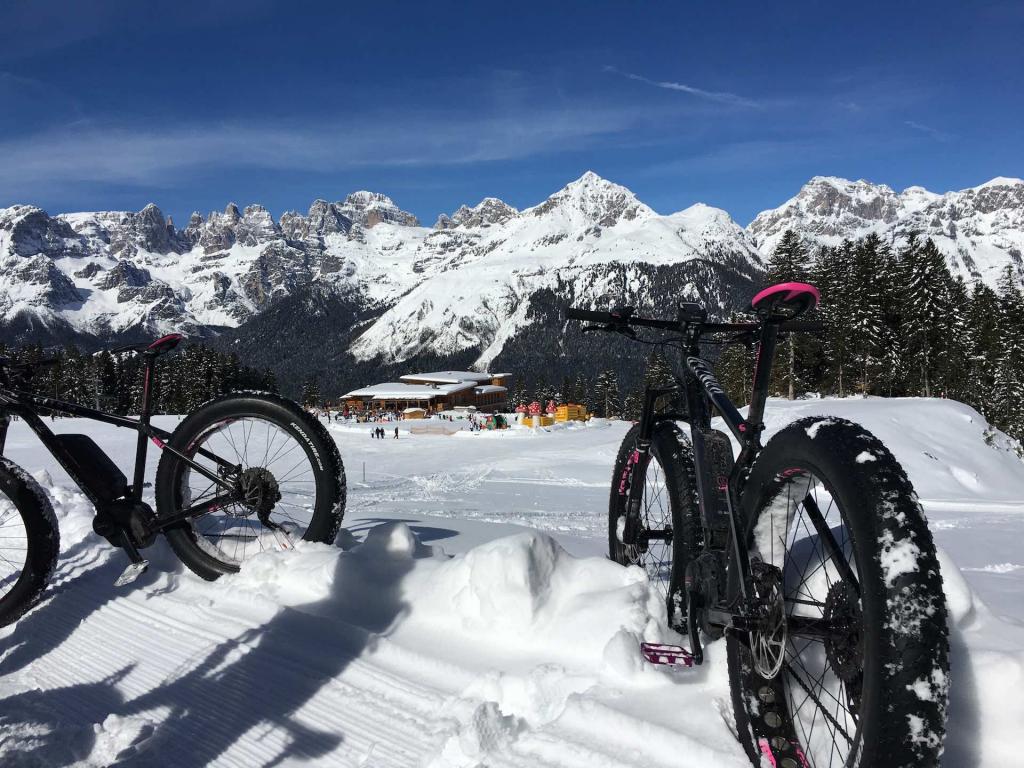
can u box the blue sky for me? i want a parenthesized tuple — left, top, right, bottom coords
(1, 1, 1021, 226)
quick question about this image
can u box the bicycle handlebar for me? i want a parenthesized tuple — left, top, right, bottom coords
(563, 306, 824, 334)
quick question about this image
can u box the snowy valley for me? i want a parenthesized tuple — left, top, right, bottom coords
(0, 397, 1022, 767)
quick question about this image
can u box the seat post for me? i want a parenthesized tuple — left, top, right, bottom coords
(132, 352, 158, 498)
(747, 322, 780, 438)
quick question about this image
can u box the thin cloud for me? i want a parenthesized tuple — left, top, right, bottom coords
(905, 120, 954, 142)
(603, 65, 760, 108)
(0, 106, 650, 201)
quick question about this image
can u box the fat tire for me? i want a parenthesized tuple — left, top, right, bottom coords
(0, 458, 60, 627)
(608, 421, 700, 628)
(155, 393, 346, 580)
(727, 417, 949, 768)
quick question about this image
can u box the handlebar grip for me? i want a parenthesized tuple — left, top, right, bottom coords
(564, 307, 613, 323)
(780, 320, 826, 333)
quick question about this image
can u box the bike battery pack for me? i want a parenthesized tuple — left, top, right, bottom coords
(702, 429, 735, 546)
(53, 434, 129, 502)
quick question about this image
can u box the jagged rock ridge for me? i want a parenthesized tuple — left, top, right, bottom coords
(2, 172, 1021, 393)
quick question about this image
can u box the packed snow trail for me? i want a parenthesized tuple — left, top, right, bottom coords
(1, 399, 1024, 766)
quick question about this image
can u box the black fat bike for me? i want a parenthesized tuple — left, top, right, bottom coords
(0, 334, 346, 627)
(566, 283, 949, 768)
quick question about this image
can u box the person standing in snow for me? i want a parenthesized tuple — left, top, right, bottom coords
(394, 426, 399, 439)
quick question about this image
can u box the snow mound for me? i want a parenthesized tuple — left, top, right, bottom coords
(402, 531, 665, 664)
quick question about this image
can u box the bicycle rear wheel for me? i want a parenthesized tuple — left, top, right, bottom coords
(155, 393, 346, 579)
(728, 417, 948, 768)
(0, 459, 59, 627)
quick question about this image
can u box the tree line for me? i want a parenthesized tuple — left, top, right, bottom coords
(511, 229, 1024, 442)
(0, 342, 277, 415)
(728, 229, 1024, 441)
(6, 229, 1024, 441)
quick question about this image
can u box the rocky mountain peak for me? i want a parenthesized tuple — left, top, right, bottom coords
(235, 204, 280, 247)
(1, 205, 85, 259)
(748, 176, 1024, 285)
(435, 197, 518, 229)
(305, 200, 352, 238)
(528, 170, 654, 226)
(337, 191, 419, 228)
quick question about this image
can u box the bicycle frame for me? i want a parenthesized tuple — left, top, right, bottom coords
(631, 319, 784, 637)
(0, 353, 239, 531)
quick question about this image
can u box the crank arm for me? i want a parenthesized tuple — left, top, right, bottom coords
(154, 492, 237, 531)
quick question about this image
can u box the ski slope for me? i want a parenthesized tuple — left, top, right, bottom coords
(1, 399, 1023, 767)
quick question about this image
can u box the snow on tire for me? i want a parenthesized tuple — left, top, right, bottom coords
(727, 416, 949, 768)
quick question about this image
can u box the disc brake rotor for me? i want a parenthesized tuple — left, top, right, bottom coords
(749, 559, 787, 679)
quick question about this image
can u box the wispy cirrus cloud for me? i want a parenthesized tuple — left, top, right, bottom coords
(603, 65, 761, 108)
(0, 104, 655, 201)
(905, 120, 954, 142)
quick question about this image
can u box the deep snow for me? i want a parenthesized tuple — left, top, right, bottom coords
(0, 398, 1022, 766)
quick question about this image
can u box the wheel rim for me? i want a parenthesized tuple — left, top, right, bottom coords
(749, 468, 865, 768)
(0, 490, 29, 601)
(617, 451, 674, 608)
(177, 417, 320, 567)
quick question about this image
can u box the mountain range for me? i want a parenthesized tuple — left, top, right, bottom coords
(2, 172, 1022, 396)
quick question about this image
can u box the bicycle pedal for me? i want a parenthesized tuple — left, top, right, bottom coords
(640, 642, 695, 668)
(114, 560, 149, 587)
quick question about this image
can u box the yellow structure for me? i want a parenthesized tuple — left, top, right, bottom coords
(555, 404, 588, 422)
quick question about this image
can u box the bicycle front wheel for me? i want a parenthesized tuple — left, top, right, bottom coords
(155, 393, 346, 579)
(608, 421, 700, 629)
(727, 417, 948, 768)
(0, 458, 59, 627)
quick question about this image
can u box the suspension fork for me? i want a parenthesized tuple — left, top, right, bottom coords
(621, 386, 675, 544)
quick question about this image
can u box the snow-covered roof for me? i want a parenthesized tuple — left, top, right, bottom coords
(342, 382, 475, 399)
(400, 371, 494, 385)
(473, 385, 507, 394)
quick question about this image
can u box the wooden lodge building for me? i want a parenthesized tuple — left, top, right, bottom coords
(342, 371, 511, 414)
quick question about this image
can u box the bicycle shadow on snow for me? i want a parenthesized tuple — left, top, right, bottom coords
(0, 522, 427, 767)
(0, 533, 167, 677)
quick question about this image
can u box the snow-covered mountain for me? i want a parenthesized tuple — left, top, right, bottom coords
(748, 175, 1024, 284)
(0, 173, 761, 369)
(2, 171, 1022, 390)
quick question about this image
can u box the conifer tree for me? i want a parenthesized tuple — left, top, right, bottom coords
(813, 243, 854, 395)
(594, 370, 620, 417)
(848, 234, 887, 393)
(301, 375, 322, 408)
(764, 230, 811, 398)
(643, 351, 675, 389)
(964, 281, 1000, 416)
(991, 267, 1024, 439)
(574, 373, 590, 409)
(622, 388, 644, 420)
(509, 380, 528, 408)
(717, 341, 755, 404)
(901, 237, 956, 397)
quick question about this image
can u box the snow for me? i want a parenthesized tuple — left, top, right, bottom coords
(399, 372, 495, 385)
(748, 176, 1024, 288)
(341, 382, 475, 399)
(0, 398, 1022, 766)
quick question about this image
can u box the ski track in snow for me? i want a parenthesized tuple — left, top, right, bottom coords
(1, 399, 1024, 767)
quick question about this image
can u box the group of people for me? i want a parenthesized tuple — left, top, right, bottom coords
(370, 426, 399, 440)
